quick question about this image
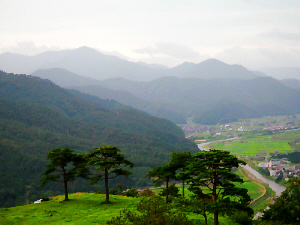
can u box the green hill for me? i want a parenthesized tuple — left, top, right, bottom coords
(0, 71, 198, 207)
(0, 193, 235, 225)
(0, 193, 141, 224)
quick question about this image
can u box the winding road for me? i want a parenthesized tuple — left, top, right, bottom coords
(197, 139, 286, 196)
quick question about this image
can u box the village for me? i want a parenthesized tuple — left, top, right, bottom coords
(179, 116, 300, 184)
(257, 157, 300, 180)
(179, 115, 300, 140)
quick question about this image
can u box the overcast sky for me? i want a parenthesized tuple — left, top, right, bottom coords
(1, 0, 300, 69)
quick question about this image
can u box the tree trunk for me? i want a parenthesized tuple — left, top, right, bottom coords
(166, 179, 169, 204)
(204, 205, 208, 225)
(214, 211, 218, 225)
(62, 164, 69, 201)
(182, 167, 185, 198)
(64, 179, 69, 201)
(213, 179, 218, 225)
(182, 179, 185, 198)
(105, 168, 109, 202)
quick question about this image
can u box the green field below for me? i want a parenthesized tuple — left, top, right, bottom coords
(209, 134, 294, 157)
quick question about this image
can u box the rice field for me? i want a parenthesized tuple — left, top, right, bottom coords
(209, 134, 294, 157)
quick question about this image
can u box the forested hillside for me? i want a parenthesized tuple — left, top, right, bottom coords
(0, 71, 198, 207)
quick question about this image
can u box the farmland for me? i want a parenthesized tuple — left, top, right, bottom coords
(208, 134, 294, 157)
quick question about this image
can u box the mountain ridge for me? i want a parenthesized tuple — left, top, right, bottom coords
(1, 46, 261, 81)
(27, 67, 300, 124)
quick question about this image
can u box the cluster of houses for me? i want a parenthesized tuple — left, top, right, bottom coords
(258, 158, 300, 179)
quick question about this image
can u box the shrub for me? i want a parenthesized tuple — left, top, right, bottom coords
(124, 188, 139, 197)
(107, 196, 193, 225)
(159, 183, 181, 198)
(95, 189, 102, 194)
(109, 188, 121, 195)
(109, 183, 127, 195)
(230, 211, 253, 225)
(41, 195, 50, 202)
(139, 188, 155, 197)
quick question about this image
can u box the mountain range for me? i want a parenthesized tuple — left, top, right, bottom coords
(1, 46, 299, 82)
(31, 67, 300, 124)
(1, 46, 262, 81)
(1, 46, 300, 125)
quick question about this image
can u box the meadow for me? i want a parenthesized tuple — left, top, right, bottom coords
(0, 193, 140, 225)
(0, 192, 243, 225)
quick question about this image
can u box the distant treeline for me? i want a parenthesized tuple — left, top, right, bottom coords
(272, 151, 300, 163)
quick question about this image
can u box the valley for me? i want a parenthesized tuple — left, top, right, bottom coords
(1, 47, 300, 224)
(189, 115, 300, 199)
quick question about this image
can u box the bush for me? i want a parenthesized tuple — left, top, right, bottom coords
(95, 189, 102, 194)
(109, 183, 127, 195)
(231, 211, 253, 225)
(41, 195, 50, 202)
(258, 167, 270, 176)
(109, 188, 121, 195)
(124, 188, 139, 197)
(107, 196, 193, 225)
(275, 173, 283, 183)
(139, 188, 155, 197)
(159, 183, 181, 198)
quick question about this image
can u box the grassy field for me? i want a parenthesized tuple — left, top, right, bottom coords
(1, 172, 265, 225)
(0, 192, 244, 225)
(0, 193, 140, 224)
(208, 134, 294, 157)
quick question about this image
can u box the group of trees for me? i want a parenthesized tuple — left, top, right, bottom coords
(40, 146, 134, 202)
(260, 177, 300, 224)
(146, 149, 253, 225)
(41, 147, 254, 225)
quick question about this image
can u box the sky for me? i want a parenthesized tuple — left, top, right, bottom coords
(1, 0, 300, 69)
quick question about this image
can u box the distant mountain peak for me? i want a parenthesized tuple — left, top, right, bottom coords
(74, 46, 100, 53)
(170, 58, 258, 80)
(200, 58, 225, 65)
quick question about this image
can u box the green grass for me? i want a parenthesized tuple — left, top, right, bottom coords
(0, 192, 242, 225)
(249, 184, 275, 212)
(235, 169, 263, 201)
(209, 134, 294, 157)
(1, 177, 264, 225)
(0, 193, 140, 225)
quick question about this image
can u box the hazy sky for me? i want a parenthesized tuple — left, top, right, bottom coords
(1, 0, 300, 69)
